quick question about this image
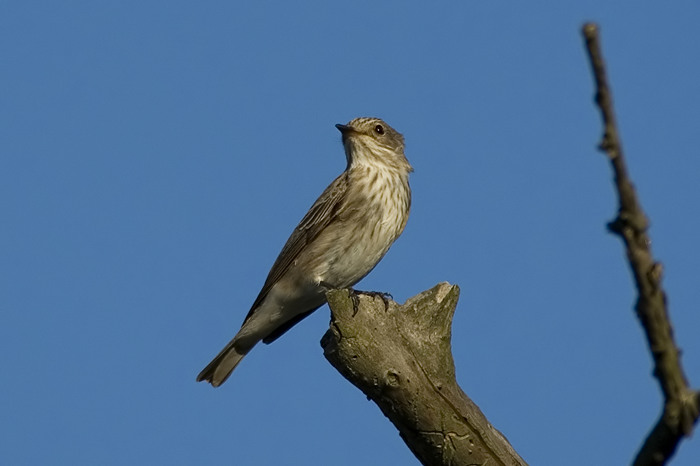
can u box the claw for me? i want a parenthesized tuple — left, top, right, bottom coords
(367, 291, 392, 311)
(348, 289, 393, 314)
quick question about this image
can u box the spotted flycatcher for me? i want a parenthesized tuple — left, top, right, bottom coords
(197, 117, 412, 386)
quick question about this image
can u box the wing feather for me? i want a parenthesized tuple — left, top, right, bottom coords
(243, 172, 348, 322)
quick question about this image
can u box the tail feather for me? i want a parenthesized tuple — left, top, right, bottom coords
(196, 338, 254, 387)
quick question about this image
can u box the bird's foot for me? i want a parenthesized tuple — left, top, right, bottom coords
(348, 288, 393, 315)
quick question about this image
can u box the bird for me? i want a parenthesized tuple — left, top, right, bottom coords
(197, 117, 412, 387)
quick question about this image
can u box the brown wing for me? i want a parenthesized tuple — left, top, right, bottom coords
(243, 172, 348, 322)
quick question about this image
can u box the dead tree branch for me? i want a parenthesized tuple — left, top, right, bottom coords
(582, 22, 700, 466)
(321, 284, 527, 466)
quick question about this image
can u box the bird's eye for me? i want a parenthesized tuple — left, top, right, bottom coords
(374, 124, 384, 135)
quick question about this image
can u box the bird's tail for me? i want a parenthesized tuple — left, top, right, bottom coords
(196, 338, 255, 387)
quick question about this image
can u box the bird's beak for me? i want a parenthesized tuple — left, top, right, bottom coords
(335, 124, 353, 135)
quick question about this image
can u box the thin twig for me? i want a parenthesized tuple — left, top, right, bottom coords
(582, 23, 699, 466)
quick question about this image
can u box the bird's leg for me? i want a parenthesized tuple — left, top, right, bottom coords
(321, 281, 392, 315)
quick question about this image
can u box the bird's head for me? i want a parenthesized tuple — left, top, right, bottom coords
(335, 117, 412, 172)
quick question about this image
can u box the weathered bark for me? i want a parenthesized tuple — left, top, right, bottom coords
(321, 283, 527, 466)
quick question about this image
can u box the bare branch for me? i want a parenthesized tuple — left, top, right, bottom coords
(322, 284, 527, 466)
(582, 22, 700, 466)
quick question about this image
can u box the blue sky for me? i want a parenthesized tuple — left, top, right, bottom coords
(2, 2, 700, 465)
